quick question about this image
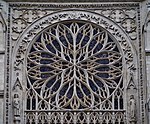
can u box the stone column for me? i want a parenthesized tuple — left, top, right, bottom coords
(0, 1, 7, 124)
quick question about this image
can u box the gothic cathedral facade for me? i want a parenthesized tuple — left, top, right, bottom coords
(0, 0, 150, 124)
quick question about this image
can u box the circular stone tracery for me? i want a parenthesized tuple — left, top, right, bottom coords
(27, 21, 123, 110)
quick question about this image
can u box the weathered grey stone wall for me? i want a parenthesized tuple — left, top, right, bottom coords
(145, 1, 150, 123)
(0, 1, 7, 124)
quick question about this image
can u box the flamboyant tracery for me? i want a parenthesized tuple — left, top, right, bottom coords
(26, 21, 123, 112)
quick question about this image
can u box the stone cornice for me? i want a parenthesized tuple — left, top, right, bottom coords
(4, 0, 145, 2)
(9, 2, 139, 9)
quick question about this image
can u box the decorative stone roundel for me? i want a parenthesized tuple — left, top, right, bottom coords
(27, 20, 123, 110)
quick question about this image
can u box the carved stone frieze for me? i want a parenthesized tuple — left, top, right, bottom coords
(5, 0, 145, 2)
(110, 9, 125, 23)
(11, 9, 49, 40)
(11, 6, 138, 42)
(97, 8, 137, 40)
(12, 10, 135, 71)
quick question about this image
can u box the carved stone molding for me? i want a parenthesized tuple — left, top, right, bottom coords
(5, 0, 145, 2)
(0, 90, 4, 98)
(0, 10, 6, 33)
(0, 4, 7, 52)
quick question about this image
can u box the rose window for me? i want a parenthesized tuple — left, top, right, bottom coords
(26, 21, 123, 110)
